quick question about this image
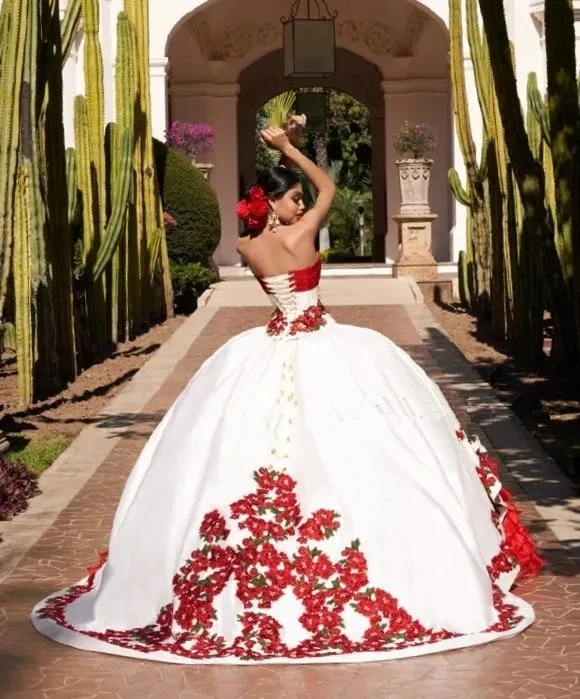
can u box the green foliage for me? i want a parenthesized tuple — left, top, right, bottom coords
(255, 106, 278, 173)
(263, 91, 296, 128)
(326, 91, 372, 191)
(253, 90, 371, 191)
(8, 434, 74, 474)
(153, 139, 221, 267)
(170, 262, 217, 299)
(327, 188, 373, 256)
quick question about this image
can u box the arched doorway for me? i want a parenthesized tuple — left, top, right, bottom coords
(237, 48, 386, 262)
(163, 0, 452, 266)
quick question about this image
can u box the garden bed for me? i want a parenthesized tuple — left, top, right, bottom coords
(0, 315, 185, 473)
(427, 299, 580, 488)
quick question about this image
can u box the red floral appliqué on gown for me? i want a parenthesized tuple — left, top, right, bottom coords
(32, 256, 542, 663)
(457, 431, 544, 581)
(36, 447, 542, 661)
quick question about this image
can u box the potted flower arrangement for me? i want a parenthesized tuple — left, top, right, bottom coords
(393, 121, 437, 215)
(165, 121, 216, 180)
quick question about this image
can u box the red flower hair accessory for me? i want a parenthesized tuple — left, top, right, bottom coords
(236, 186, 269, 232)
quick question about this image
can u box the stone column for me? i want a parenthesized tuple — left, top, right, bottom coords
(392, 213, 438, 281)
(170, 82, 241, 267)
(382, 77, 451, 263)
(149, 58, 170, 141)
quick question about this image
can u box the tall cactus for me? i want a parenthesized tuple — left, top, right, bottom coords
(115, 10, 137, 341)
(449, 0, 491, 316)
(13, 164, 33, 403)
(450, 0, 544, 363)
(74, 0, 136, 357)
(0, 0, 27, 322)
(478, 0, 578, 369)
(544, 0, 580, 348)
(41, 0, 77, 383)
(125, 0, 173, 327)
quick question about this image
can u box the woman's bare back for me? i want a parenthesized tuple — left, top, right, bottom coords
(236, 228, 318, 278)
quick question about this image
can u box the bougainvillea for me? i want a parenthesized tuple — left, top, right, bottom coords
(165, 122, 216, 160)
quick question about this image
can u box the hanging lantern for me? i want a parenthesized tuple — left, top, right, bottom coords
(282, 1, 338, 78)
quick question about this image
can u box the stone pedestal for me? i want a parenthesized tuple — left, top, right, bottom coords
(392, 213, 438, 281)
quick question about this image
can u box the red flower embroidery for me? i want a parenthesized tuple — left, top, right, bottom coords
(266, 309, 287, 336)
(267, 302, 328, 337)
(37, 457, 536, 661)
(199, 510, 229, 542)
(469, 435, 545, 582)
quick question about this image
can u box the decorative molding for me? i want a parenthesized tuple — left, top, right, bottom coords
(170, 83, 240, 99)
(336, 8, 430, 58)
(186, 9, 430, 64)
(381, 78, 448, 96)
(189, 18, 280, 61)
(337, 20, 395, 56)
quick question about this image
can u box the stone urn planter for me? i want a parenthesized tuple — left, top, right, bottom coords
(395, 158, 433, 216)
(193, 162, 214, 181)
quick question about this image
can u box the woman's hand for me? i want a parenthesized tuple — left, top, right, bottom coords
(261, 126, 291, 153)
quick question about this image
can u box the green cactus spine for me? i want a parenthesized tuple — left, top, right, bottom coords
(0, 0, 27, 322)
(115, 11, 136, 341)
(42, 0, 77, 383)
(61, 0, 82, 65)
(125, 0, 173, 324)
(457, 249, 471, 309)
(478, 0, 578, 369)
(20, 0, 59, 400)
(13, 164, 33, 403)
(544, 0, 580, 342)
(449, 0, 491, 316)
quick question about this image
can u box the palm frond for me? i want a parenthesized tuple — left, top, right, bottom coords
(264, 91, 296, 128)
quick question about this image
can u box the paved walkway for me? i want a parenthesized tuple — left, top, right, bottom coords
(0, 278, 579, 698)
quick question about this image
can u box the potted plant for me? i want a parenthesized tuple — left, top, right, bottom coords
(165, 121, 216, 180)
(393, 121, 437, 215)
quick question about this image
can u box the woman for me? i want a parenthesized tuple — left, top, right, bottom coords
(32, 120, 542, 664)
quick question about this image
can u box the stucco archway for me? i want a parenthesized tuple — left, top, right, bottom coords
(237, 49, 386, 261)
(163, 0, 451, 266)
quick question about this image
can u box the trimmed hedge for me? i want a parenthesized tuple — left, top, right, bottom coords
(153, 138, 221, 267)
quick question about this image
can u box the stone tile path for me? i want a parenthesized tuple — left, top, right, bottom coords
(0, 304, 579, 698)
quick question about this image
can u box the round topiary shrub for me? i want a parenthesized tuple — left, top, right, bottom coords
(153, 138, 221, 267)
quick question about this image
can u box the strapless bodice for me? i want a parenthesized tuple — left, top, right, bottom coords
(256, 258, 330, 337)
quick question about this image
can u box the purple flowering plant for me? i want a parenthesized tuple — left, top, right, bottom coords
(166, 121, 216, 160)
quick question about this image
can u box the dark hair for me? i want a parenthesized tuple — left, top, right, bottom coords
(255, 166, 301, 200)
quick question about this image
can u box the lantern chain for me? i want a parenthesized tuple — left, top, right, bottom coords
(281, 0, 338, 24)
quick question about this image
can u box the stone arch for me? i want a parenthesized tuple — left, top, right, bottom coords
(155, 0, 451, 60)
(238, 48, 386, 261)
(162, 0, 452, 265)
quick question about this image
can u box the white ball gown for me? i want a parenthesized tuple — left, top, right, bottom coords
(32, 257, 543, 664)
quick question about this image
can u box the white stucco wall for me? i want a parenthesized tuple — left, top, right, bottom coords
(60, 0, 580, 266)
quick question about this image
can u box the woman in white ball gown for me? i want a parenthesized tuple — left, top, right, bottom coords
(32, 118, 542, 664)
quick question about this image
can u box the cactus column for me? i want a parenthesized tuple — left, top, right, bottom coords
(125, 0, 173, 326)
(544, 0, 580, 350)
(478, 0, 578, 369)
(42, 0, 77, 383)
(448, 0, 491, 316)
(0, 0, 27, 322)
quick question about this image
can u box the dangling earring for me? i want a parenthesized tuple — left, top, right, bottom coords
(268, 210, 280, 230)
